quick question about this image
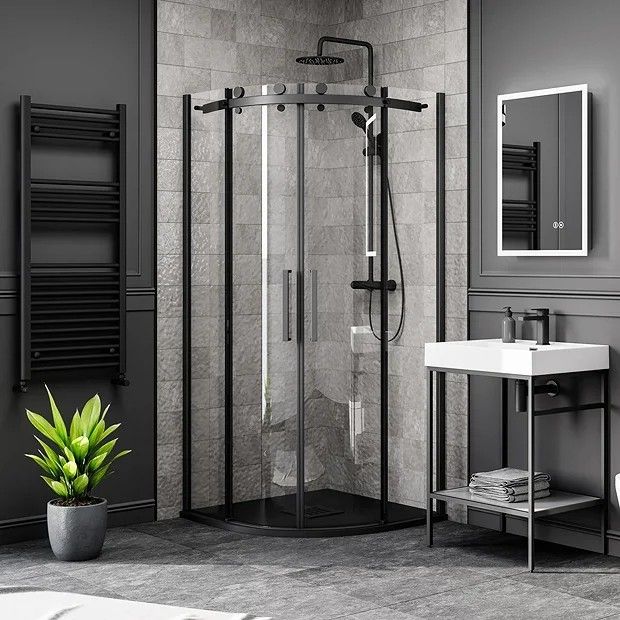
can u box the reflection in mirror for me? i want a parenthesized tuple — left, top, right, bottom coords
(497, 84, 588, 256)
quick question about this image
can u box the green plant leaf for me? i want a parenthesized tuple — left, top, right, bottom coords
(34, 437, 62, 473)
(44, 385, 68, 446)
(110, 449, 131, 463)
(25, 453, 52, 474)
(64, 446, 75, 462)
(62, 460, 78, 480)
(93, 422, 120, 447)
(26, 410, 64, 449)
(69, 410, 82, 442)
(71, 436, 89, 461)
(73, 473, 89, 495)
(42, 476, 68, 498)
(37, 449, 61, 477)
(88, 419, 106, 450)
(93, 438, 117, 459)
(81, 394, 101, 436)
(88, 463, 110, 490)
(87, 452, 107, 472)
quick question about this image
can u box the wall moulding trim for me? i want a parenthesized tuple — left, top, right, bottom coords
(469, 287, 620, 300)
(469, 288, 620, 318)
(0, 499, 155, 530)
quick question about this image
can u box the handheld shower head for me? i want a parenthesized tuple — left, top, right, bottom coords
(351, 112, 367, 131)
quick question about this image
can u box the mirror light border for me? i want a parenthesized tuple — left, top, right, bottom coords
(497, 83, 589, 257)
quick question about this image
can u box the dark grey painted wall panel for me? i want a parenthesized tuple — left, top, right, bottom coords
(469, 0, 620, 553)
(0, 0, 155, 540)
(470, 0, 620, 291)
(0, 0, 154, 290)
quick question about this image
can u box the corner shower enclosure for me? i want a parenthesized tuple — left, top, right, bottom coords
(182, 83, 446, 536)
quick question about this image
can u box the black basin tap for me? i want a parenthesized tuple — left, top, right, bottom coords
(518, 308, 550, 345)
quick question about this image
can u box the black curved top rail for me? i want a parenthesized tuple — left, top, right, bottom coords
(194, 93, 427, 114)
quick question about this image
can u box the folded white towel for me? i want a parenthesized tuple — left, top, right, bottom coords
(470, 487, 551, 503)
(469, 467, 551, 488)
(469, 479, 550, 495)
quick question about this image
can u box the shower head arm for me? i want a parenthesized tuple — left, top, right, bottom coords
(317, 36, 374, 86)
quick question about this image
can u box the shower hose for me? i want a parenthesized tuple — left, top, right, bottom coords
(368, 177, 405, 342)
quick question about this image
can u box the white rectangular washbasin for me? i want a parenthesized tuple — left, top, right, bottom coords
(424, 339, 609, 376)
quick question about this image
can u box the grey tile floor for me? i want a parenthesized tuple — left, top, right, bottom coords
(1, 519, 620, 619)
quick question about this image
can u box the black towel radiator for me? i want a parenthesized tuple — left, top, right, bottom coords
(502, 141, 540, 250)
(16, 96, 129, 392)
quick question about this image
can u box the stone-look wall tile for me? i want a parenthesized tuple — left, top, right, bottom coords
(159, 285, 183, 317)
(445, 0, 466, 31)
(446, 222, 467, 255)
(446, 286, 467, 319)
(156, 0, 468, 523)
(445, 92, 467, 126)
(158, 191, 182, 223)
(183, 4, 211, 37)
(158, 32, 185, 65)
(158, 254, 182, 286)
(159, 1, 185, 34)
(446, 189, 466, 222)
(157, 96, 183, 128)
(445, 253, 467, 287)
(157, 443, 182, 519)
(445, 60, 467, 94)
(446, 125, 467, 158)
(444, 27, 466, 63)
(446, 157, 467, 190)
(211, 9, 237, 41)
(158, 346, 183, 382)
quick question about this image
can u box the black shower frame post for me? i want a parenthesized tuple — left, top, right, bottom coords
(223, 87, 234, 519)
(182, 94, 192, 512)
(435, 92, 446, 518)
(296, 83, 306, 529)
(379, 87, 389, 521)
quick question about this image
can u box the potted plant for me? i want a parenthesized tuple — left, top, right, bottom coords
(25, 386, 130, 561)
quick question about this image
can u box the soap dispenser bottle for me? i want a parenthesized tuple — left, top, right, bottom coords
(502, 306, 515, 343)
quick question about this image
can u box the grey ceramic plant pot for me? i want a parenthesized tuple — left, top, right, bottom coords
(47, 498, 107, 561)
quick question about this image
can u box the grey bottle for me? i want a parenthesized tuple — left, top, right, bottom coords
(502, 306, 515, 343)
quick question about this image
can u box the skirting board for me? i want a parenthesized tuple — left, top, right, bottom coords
(0, 499, 155, 545)
(468, 508, 617, 556)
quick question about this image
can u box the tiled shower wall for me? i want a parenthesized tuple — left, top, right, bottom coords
(157, 0, 467, 520)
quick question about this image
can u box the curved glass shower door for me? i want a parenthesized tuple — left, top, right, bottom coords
(184, 83, 438, 535)
(302, 94, 382, 528)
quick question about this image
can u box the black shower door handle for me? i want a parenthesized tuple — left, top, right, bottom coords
(309, 269, 318, 342)
(282, 269, 291, 341)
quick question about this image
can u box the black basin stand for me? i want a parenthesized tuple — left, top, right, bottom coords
(426, 366, 609, 573)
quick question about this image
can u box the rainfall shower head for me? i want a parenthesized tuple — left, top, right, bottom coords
(298, 36, 374, 85)
(296, 54, 344, 65)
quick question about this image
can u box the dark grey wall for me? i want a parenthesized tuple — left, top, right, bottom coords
(0, 0, 155, 542)
(469, 0, 620, 556)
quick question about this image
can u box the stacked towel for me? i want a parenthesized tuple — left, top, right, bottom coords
(469, 467, 551, 503)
